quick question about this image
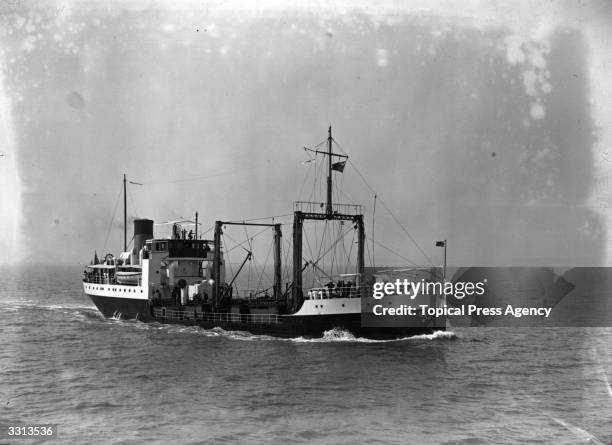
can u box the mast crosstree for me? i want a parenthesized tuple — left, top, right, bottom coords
(303, 126, 349, 218)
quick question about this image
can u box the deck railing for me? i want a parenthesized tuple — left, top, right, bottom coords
(83, 276, 141, 286)
(153, 307, 283, 324)
(305, 286, 364, 299)
(294, 201, 364, 216)
(83, 276, 112, 284)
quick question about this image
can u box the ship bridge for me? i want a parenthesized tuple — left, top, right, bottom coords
(149, 239, 213, 259)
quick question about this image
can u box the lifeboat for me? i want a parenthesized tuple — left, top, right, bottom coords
(116, 266, 142, 285)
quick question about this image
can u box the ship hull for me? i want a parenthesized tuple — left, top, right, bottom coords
(87, 293, 149, 318)
(86, 294, 441, 340)
(173, 315, 438, 339)
(147, 307, 440, 340)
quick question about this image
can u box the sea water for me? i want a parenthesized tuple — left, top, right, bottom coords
(1, 265, 611, 444)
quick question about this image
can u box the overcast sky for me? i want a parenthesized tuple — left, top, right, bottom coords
(1, 0, 611, 267)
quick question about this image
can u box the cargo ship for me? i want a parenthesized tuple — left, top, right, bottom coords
(83, 127, 445, 339)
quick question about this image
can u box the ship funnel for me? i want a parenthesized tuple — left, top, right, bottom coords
(133, 219, 154, 254)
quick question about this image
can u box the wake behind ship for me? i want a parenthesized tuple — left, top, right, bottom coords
(83, 127, 445, 339)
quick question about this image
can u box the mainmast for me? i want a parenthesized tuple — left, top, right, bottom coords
(304, 125, 348, 220)
(290, 126, 364, 313)
(326, 126, 332, 216)
(123, 173, 127, 252)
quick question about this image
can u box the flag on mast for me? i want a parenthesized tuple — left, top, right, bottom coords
(332, 160, 346, 172)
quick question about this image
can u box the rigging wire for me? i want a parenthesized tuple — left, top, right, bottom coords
(223, 226, 269, 254)
(371, 238, 421, 267)
(102, 184, 123, 255)
(244, 227, 274, 296)
(128, 186, 139, 218)
(243, 225, 253, 295)
(199, 225, 214, 239)
(310, 224, 354, 270)
(316, 221, 329, 271)
(303, 229, 317, 287)
(372, 194, 377, 267)
(339, 224, 350, 274)
(255, 240, 274, 296)
(332, 137, 434, 266)
(139, 164, 268, 186)
(364, 232, 373, 271)
(352, 163, 434, 266)
(221, 233, 235, 294)
(345, 229, 356, 275)
(282, 234, 292, 285)
(221, 225, 276, 297)
(298, 151, 315, 200)
(223, 213, 293, 224)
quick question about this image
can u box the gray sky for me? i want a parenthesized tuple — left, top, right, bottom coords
(1, 0, 612, 267)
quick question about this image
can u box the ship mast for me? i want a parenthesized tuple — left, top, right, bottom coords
(123, 173, 127, 252)
(326, 126, 332, 216)
(304, 125, 348, 219)
(290, 126, 364, 313)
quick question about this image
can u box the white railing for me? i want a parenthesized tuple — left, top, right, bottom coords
(294, 201, 364, 215)
(153, 308, 283, 324)
(305, 285, 364, 299)
(83, 276, 112, 284)
(83, 276, 142, 286)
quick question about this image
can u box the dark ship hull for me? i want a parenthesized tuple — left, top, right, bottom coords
(162, 315, 439, 340)
(88, 294, 149, 319)
(86, 293, 441, 340)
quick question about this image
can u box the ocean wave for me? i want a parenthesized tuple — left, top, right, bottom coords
(3, 300, 97, 312)
(72, 400, 124, 411)
(73, 309, 107, 321)
(76, 311, 458, 343)
(124, 322, 274, 342)
(142, 324, 458, 343)
(289, 328, 457, 343)
(408, 330, 457, 341)
(290, 327, 366, 343)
